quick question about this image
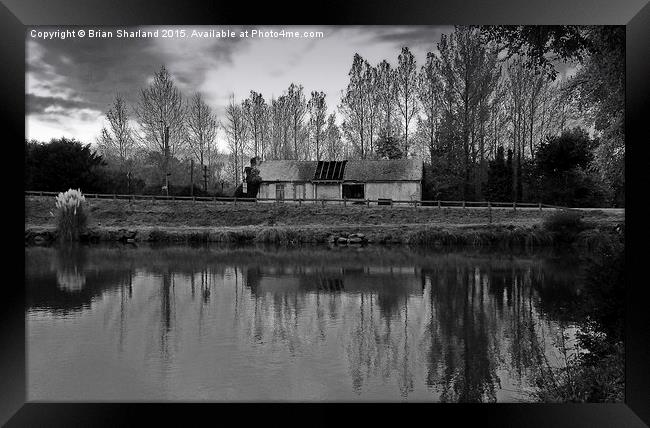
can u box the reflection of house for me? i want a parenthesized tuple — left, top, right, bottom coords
(246, 266, 423, 296)
(254, 159, 423, 202)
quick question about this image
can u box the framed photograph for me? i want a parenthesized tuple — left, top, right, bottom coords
(4, 0, 649, 425)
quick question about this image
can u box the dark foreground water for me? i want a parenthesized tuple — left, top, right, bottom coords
(26, 244, 586, 402)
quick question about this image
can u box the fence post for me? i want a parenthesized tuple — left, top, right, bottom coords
(513, 201, 516, 211)
(488, 201, 492, 224)
(437, 200, 441, 209)
(234, 197, 237, 205)
(462, 201, 466, 209)
(538, 202, 542, 211)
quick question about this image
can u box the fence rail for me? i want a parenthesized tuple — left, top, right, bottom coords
(26, 190, 568, 211)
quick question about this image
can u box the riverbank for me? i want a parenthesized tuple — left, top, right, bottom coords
(25, 195, 624, 248)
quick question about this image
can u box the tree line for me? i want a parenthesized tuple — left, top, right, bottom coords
(25, 25, 624, 206)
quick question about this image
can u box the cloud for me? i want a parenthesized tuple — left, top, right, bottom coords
(25, 25, 456, 151)
(27, 93, 94, 115)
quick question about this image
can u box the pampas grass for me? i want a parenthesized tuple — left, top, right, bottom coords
(54, 189, 87, 241)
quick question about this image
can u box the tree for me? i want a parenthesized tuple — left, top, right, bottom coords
(224, 94, 248, 184)
(25, 138, 105, 192)
(534, 128, 606, 207)
(186, 92, 219, 191)
(97, 94, 136, 172)
(485, 146, 512, 202)
(376, 60, 398, 139)
(437, 27, 499, 200)
(324, 113, 343, 160)
(375, 128, 403, 160)
(269, 95, 291, 159)
(417, 52, 443, 163)
(242, 91, 267, 158)
(481, 25, 625, 206)
(308, 91, 328, 160)
(395, 47, 419, 157)
(363, 63, 380, 155)
(340, 54, 370, 159)
(135, 65, 186, 192)
(287, 83, 307, 159)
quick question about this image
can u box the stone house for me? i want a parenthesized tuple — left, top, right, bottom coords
(252, 159, 423, 203)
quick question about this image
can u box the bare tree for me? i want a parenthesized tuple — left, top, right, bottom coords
(224, 94, 248, 184)
(324, 113, 343, 160)
(243, 91, 267, 158)
(287, 83, 307, 160)
(395, 47, 419, 157)
(98, 93, 136, 172)
(135, 65, 186, 193)
(340, 54, 370, 159)
(270, 95, 291, 159)
(417, 52, 443, 163)
(186, 92, 219, 191)
(308, 91, 327, 160)
(376, 60, 398, 139)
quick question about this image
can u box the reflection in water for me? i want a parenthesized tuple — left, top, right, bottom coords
(26, 244, 584, 401)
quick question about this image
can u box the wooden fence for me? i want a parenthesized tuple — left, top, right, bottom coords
(25, 190, 567, 211)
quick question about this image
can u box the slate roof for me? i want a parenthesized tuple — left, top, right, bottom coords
(257, 159, 423, 182)
(256, 160, 316, 182)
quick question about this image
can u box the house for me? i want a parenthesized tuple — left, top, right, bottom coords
(252, 158, 423, 203)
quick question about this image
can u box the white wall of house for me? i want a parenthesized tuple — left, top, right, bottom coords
(364, 181, 421, 201)
(259, 180, 421, 202)
(314, 183, 340, 200)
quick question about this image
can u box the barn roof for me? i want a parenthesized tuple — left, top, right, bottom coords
(256, 160, 316, 182)
(256, 158, 423, 182)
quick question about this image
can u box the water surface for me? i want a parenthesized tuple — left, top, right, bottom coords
(26, 244, 584, 401)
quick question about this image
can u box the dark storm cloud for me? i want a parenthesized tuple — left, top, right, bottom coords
(27, 26, 247, 113)
(358, 26, 454, 50)
(26, 93, 93, 115)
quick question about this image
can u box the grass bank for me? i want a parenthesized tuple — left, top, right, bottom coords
(25, 195, 624, 248)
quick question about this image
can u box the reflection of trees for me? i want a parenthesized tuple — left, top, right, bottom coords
(423, 266, 501, 402)
(26, 245, 586, 401)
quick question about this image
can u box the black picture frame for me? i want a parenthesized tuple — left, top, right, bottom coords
(3, 0, 649, 426)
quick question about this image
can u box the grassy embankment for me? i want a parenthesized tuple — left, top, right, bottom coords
(24, 195, 624, 247)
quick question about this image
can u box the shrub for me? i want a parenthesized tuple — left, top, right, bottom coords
(54, 189, 87, 241)
(543, 210, 585, 238)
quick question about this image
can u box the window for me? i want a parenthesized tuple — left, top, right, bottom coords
(275, 184, 285, 201)
(342, 183, 364, 199)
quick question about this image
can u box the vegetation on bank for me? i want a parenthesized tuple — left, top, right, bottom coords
(531, 232, 624, 402)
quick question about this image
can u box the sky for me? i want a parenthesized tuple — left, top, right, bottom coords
(26, 25, 455, 152)
(25, 25, 577, 153)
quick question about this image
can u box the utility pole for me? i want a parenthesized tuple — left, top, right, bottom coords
(203, 165, 208, 193)
(164, 126, 170, 196)
(190, 159, 194, 197)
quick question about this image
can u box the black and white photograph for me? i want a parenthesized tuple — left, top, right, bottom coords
(22, 24, 627, 404)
